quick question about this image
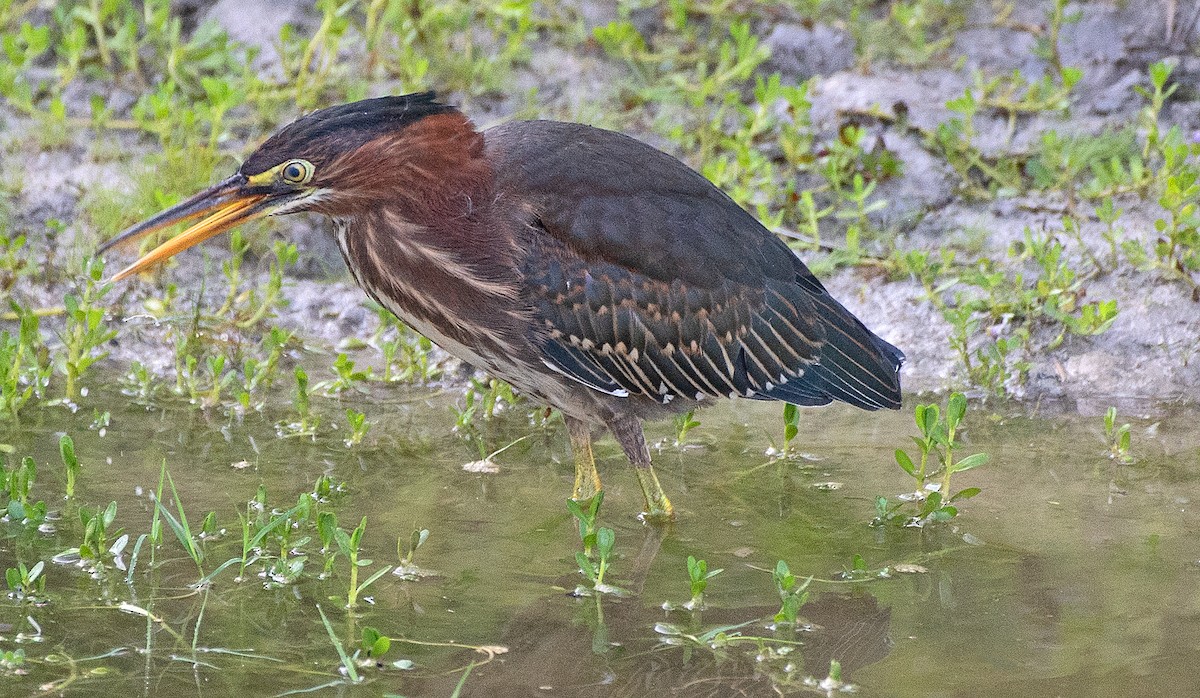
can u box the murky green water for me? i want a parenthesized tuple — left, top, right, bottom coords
(2, 383, 1199, 697)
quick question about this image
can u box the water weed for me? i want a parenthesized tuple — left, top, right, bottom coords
(1104, 407, 1134, 465)
(682, 555, 722, 611)
(770, 560, 811, 627)
(329, 514, 392, 609)
(5, 560, 46, 602)
(3, 456, 46, 527)
(0, 303, 49, 420)
(882, 392, 987, 526)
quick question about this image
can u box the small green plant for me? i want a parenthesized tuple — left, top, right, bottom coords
(279, 366, 319, 437)
(394, 526, 430, 580)
(75, 501, 124, 565)
(683, 555, 722, 611)
(262, 493, 313, 585)
(574, 525, 617, 595)
(228, 492, 312, 583)
(672, 409, 701, 447)
(0, 648, 26, 673)
(1104, 407, 1134, 464)
(770, 560, 811, 627)
(782, 405, 801, 453)
(886, 393, 986, 525)
(567, 482, 619, 594)
(332, 515, 392, 609)
(343, 408, 371, 447)
(4, 456, 46, 526)
(60, 257, 116, 401)
(317, 510, 340, 578)
(5, 560, 46, 602)
(60, 433, 79, 498)
(0, 302, 50, 420)
(1136, 61, 1177, 162)
(566, 491, 603, 557)
(360, 626, 391, 661)
(368, 304, 439, 383)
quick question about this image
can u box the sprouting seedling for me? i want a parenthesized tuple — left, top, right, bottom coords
(782, 402, 800, 452)
(399, 527, 429, 567)
(5, 456, 47, 527)
(684, 555, 722, 611)
(317, 353, 372, 395)
(574, 526, 617, 594)
(318, 510, 339, 577)
(344, 408, 370, 447)
(333, 516, 392, 609)
(892, 393, 988, 524)
(280, 366, 320, 437)
(1104, 406, 1133, 464)
(394, 527, 430, 581)
(771, 560, 811, 626)
(75, 501, 123, 566)
(673, 409, 700, 447)
(5, 560, 46, 602)
(360, 626, 391, 660)
(60, 434, 80, 499)
(566, 491, 604, 557)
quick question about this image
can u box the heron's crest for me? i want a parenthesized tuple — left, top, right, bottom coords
(240, 92, 456, 176)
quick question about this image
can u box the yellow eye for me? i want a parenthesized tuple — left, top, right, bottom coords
(280, 159, 314, 185)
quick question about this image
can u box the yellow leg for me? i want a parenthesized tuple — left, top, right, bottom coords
(567, 416, 602, 502)
(608, 416, 675, 521)
(634, 465, 674, 522)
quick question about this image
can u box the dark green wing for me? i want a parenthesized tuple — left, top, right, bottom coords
(487, 120, 903, 409)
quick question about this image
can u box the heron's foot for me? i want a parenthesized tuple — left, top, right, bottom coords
(634, 466, 675, 522)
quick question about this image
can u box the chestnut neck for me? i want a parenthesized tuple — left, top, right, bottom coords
(318, 112, 513, 277)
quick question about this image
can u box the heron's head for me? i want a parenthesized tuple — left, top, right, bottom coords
(99, 92, 487, 281)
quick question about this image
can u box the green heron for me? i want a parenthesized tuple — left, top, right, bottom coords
(98, 92, 903, 520)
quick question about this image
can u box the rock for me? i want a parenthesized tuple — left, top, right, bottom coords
(951, 27, 1039, 74)
(1088, 69, 1142, 115)
(763, 23, 856, 79)
(870, 131, 955, 231)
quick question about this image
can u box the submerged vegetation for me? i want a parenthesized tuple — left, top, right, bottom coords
(1, 0, 1198, 694)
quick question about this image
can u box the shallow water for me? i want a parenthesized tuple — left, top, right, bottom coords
(2, 383, 1199, 697)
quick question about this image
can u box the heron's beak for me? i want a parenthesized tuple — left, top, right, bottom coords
(97, 174, 290, 282)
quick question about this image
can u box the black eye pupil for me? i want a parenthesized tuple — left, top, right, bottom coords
(285, 164, 303, 181)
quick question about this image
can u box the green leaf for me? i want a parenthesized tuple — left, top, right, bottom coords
(947, 393, 966, 429)
(949, 487, 981, 502)
(596, 527, 615, 558)
(783, 403, 799, 443)
(931, 505, 957, 521)
(575, 551, 594, 578)
(894, 449, 915, 476)
(951, 452, 989, 473)
(59, 434, 77, 469)
(333, 528, 353, 557)
(922, 404, 940, 436)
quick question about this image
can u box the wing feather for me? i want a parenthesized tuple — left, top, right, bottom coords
(488, 120, 904, 410)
